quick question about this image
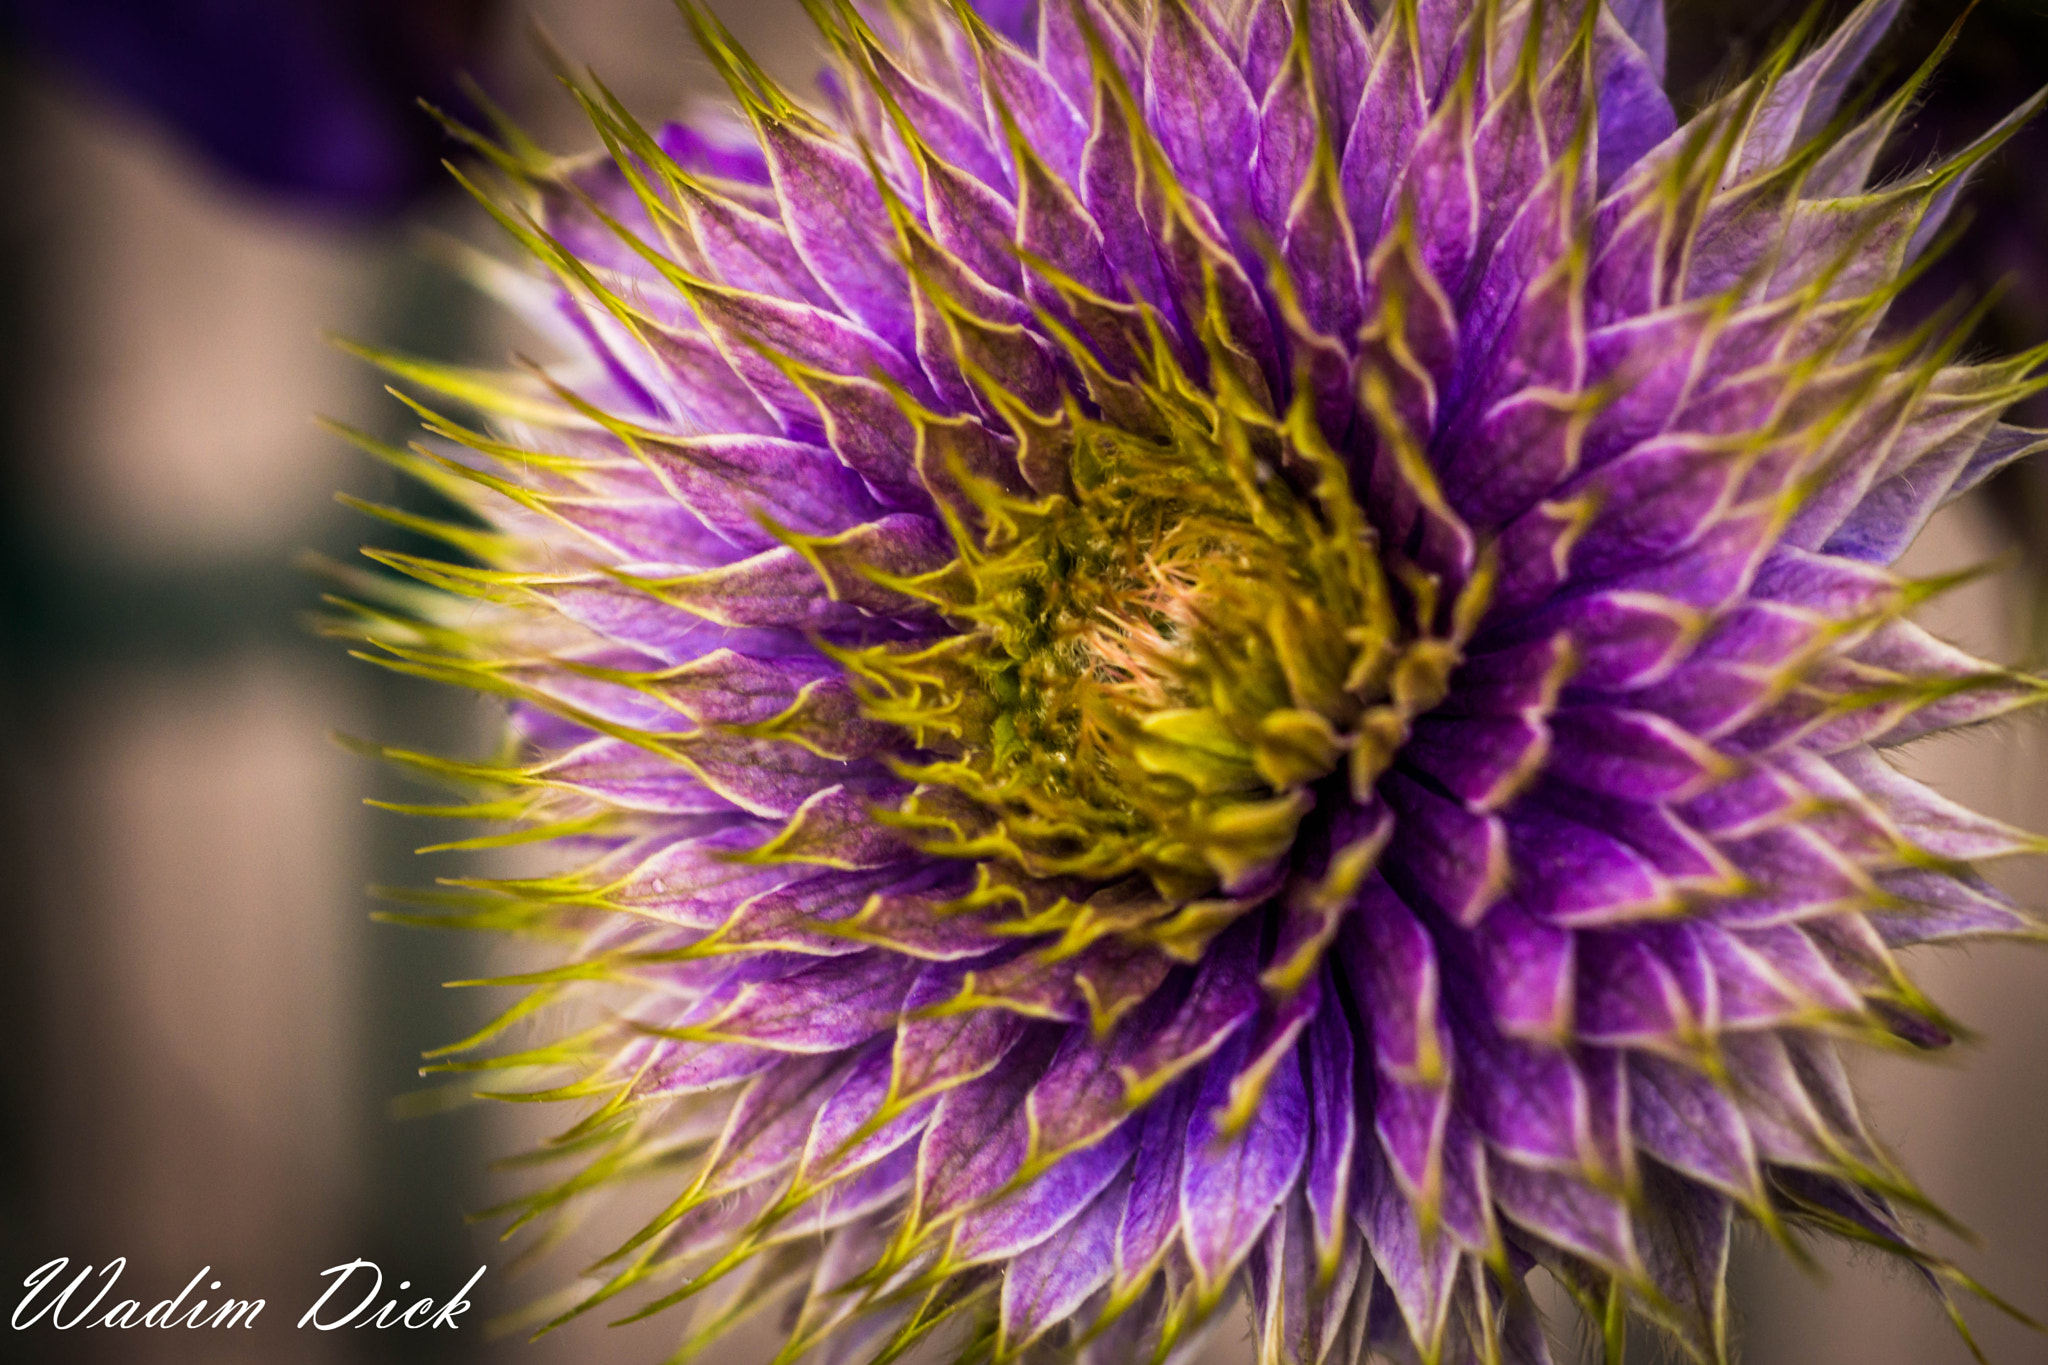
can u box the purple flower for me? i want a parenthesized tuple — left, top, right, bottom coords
(2, 0, 501, 214)
(339, 1, 2048, 1360)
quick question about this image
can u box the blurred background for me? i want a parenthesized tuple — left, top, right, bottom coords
(0, 2, 2044, 1363)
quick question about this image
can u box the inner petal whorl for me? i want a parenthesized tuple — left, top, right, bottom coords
(853, 394, 1461, 902)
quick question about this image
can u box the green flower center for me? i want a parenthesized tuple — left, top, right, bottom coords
(847, 395, 1458, 905)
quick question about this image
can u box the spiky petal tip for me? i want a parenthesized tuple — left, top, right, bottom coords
(336, 1, 2048, 1361)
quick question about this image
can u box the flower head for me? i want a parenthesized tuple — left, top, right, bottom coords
(338, 1, 2048, 1361)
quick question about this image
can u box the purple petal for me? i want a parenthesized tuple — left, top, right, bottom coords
(1339, 8, 1428, 256)
(1871, 867, 2037, 946)
(1380, 771, 1510, 925)
(890, 958, 1032, 1109)
(1252, 30, 1317, 232)
(1834, 746, 2043, 862)
(694, 1052, 846, 1198)
(1179, 1024, 1310, 1294)
(757, 116, 916, 351)
(1737, 0, 1903, 178)
(1507, 802, 1679, 941)
(998, 1168, 1127, 1351)
(1354, 1135, 1461, 1355)
(968, 9, 1091, 184)
(914, 1028, 1062, 1225)
(638, 433, 882, 548)
(1401, 712, 1551, 811)
(693, 949, 920, 1053)
(1300, 0, 1371, 150)
(1632, 1161, 1732, 1359)
(1470, 899, 1575, 1041)
(951, 1111, 1136, 1263)
(669, 175, 832, 306)
(683, 281, 934, 425)
(1146, 0, 1260, 232)
(1114, 1079, 1199, 1289)
(1117, 918, 1263, 1099)
(1039, 0, 1143, 113)
(1630, 1052, 1762, 1202)
(1588, 934, 1691, 1052)
(537, 738, 736, 815)
(1590, 10, 1676, 188)
(640, 315, 783, 436)
(1301, 972, 1357, 1271)
(1489, 1158, 1637, 1273)
(1607, 0, 1668, 79)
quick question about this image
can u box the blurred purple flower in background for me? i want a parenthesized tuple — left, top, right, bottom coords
(0, 0, 500, 214)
